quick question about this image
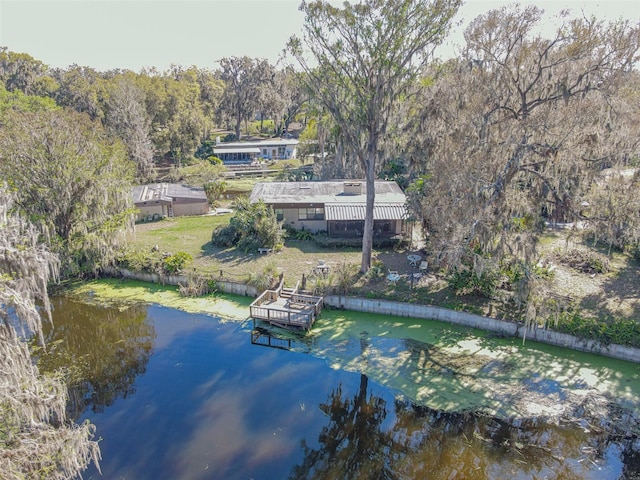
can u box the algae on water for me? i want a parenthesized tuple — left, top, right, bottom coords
(65, 279, 640, 421)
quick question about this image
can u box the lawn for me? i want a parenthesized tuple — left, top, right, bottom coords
(129, 213, 452, 303)
(128, 213, 640, 330)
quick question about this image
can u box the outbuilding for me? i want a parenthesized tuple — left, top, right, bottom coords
(132, 183, 209, 221)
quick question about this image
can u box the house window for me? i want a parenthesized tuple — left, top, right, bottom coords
(299, 207, 324, 220)
(275, 208, 284, 221)
(373, 221, 392, 235)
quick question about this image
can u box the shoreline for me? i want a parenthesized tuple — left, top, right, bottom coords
(96, 267, 640, 364)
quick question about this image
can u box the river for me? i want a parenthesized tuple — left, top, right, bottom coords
(38, 285, 640, 479)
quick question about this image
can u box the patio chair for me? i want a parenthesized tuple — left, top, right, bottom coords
(387, 269, 400, 285)
(419, 261, 428, 272)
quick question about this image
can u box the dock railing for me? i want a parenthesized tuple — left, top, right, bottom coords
(249, 279, 323, 331)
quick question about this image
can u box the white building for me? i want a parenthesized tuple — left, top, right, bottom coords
(213, 138, 299, 164)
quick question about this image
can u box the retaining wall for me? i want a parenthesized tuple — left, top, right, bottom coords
(102, 268, 640, 363)
(103, 267, 259, 298)
(324, 295, 640, 364)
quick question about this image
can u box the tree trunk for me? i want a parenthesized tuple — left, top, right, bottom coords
(361, 143, 376, 273)
(319, 122, 326, 179)
(235, 110, 242, 140)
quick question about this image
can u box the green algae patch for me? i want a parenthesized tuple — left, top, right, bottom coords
(64, 280, 640, 421)
(65, 278, 252, 321)
(307, 308, 640, 419)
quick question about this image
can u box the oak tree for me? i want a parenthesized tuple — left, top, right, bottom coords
(404, 5, 640, 307)
(0, 109, 136, 277)
(0, 185, 101, 479)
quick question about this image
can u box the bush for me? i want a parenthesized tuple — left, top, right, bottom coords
(211, 224, 241, 247)
(115, 246, 164, 273)
(447, 265, 498, 298)
(211, 197, 285, 252)
(204, 179, 227, 206)
(289, 227, 314, 241)
(246, 262, 279, 291)
(163, 251, 192, 274)
(552, 306, 640, 347)
(628, 242, 640, 262)
(332, 261, 360, 295)
(115, 246, 192, 275)
(179, 274, 216, 297)
(366, 260, 386, 280)
(556, 248, 609, 274)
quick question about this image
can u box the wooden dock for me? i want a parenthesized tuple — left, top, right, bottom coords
(249, 280, 323, 332)
(251, 328, 293, 350)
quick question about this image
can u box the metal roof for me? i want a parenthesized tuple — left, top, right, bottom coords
(249, 180, 405, 204)
(325, 203, 407, 221)
(132, 183, 207, 203)
(215, 139, 299, 148)
(213, 147, 261, 154)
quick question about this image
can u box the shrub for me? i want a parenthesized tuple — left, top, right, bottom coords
(163, 251, 192, 274)
(332, 262, 360, 295)
(447, 265, 498, 298)
(211, 197, 285, 252)
(366, 260, 386, 279)
(308, 272, 333, 296)
(283, 224, 316, 242)
(211, 224, 241, 247)
(551, 306, 640, 347)
(115, 247, 192, 275)
(179, 274, 216, 297)
(115, 245, 164, 273)
(204, 179, 227, 206)
(247, 262, 279, 291)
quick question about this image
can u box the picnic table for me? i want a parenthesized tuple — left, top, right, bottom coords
(313, 262, 331, 276)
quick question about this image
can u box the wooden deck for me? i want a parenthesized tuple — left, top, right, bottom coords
(251, 328, 293, 350)
(249, 280, 323, 332)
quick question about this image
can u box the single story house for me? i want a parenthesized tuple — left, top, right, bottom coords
(132, 183, 209, 221)
(249, 180, 408, 238)
(213, 138, 299, 164)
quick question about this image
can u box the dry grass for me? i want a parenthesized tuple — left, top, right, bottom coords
(538, 229, 640, 320)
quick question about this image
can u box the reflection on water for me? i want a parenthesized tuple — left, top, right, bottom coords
(38, 297, 639, 480)
(293, 378, 638, 479)
(37, 297, 155, 417)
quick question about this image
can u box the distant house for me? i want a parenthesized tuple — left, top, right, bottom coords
(132, 183, 209, 221)
(249, 180, 407, 238)
(213, 138, 299, 164)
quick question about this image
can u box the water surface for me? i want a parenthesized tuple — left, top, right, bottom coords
(41, 295, 640, 479)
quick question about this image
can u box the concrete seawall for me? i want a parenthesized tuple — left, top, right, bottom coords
(103, 268, 640, 363)
(324, 295, 640, 363)
(103, 267, 258, 297)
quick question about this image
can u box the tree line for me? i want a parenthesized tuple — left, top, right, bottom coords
(0, 47, 307, 172)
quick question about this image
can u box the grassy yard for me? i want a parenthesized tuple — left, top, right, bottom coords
(129, 213, 459, 304)
(128, 213, 640, 334)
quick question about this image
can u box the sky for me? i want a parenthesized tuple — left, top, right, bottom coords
(0, 0, 638, 72)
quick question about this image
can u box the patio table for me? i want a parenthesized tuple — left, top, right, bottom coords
(407, 254, 422, 267)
